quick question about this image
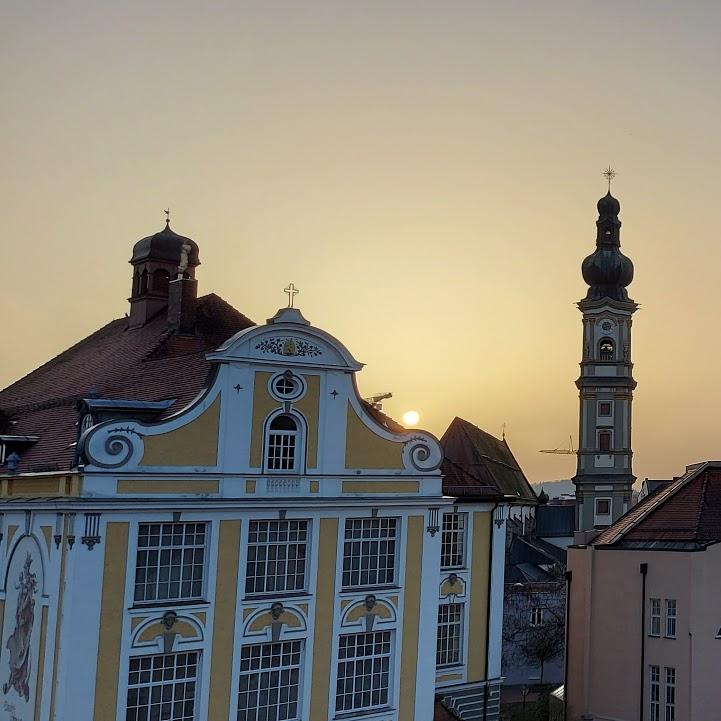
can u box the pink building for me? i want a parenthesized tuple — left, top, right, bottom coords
(567, 462, 721, 721)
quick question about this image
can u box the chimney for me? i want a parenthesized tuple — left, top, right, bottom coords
(167, 275, 198, 334)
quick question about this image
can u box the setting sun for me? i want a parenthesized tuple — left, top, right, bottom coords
(402, 410, 420, 427)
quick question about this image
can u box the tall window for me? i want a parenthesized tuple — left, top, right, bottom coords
(237, 641, 303, 721)
(649, 665, 660, 721)
(134, 523, 206, 603)
(335, 631, 392, 713)
(664, 667, 676, 721)
(529, 607, 544, 627)
(266, 415, 301, 472)
(598, 430, 612, 453)
(126, 652, 198, 721)
(245, 520, 308, 595)
(599, 338, 615, 361)
(342, 518, 397, 588)
(437, 603, 464, 667)
(665, 599, 677, 638)
(650, 598, 661, 636)
(440, 513, 466, 569)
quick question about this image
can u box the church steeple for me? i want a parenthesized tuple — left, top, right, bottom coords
(573, 182, 638, 532)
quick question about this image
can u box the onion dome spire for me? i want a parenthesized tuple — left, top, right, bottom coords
(581, 188, 634, 303)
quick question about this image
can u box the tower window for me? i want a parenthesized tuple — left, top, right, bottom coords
(598, 401, 612, 417)
(265, 414, 301, 472)
(599, 338, 615, 361)
(595, 498, 611, 516)
(152, 268, 170, 295)
(598, 430, 612, 452)
(140, 268, 148, 294)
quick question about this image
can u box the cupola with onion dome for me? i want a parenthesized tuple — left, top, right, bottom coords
(128, 215, 201, 329)
(580, 191, 634, 303)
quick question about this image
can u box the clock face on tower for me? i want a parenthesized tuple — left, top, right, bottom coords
(601, 320, 613, 331)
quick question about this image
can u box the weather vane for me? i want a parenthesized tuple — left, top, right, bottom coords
(603, 167, 616, 192)
(284, 282, 299, 308)
(164, 208, 170, 225)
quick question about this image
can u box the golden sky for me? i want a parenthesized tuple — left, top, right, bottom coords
(2, 1, 721, 485)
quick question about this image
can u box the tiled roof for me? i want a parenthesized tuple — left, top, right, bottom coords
(440, 417, 537, 503)
(0, 294, 254, 473)
(594, 462, 721, 546)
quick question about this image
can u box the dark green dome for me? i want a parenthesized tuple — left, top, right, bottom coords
(581, 192, 634, 302)
(130, 222, 200, 266)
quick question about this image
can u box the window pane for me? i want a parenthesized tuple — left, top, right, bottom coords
(342, 519, 397, 588)
(134, 523, 206, 603)
(245, 520, 308, 595)
(237, 641, 303, 721)
(440, 513, 466, 569)
(436, 603, 463, 667)
(335, 632, 392, 713)
(126, 652, 198, 721)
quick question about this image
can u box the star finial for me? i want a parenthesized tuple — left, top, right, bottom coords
(164, 208, 170, 225)
(602, 167, 616, 192)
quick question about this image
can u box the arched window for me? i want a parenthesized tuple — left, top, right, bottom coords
(265, 414, 302, 472)
(599, 338, 615, 361)
(152, 269, 170, 295)
(132, 271, 140, 297)
(140, 268, 149, 294)
(598, 430, 612, 453)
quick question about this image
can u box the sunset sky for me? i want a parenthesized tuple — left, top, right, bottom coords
(2, 1, 721, 485)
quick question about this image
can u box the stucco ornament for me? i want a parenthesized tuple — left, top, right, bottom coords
(82, 424, 145, 469)
(403, 435, 443, 472)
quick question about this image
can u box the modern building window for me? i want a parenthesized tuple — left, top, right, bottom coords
(440, 513, 466, 569)
(595, 498, 611, 517)
(437, 603, 464, 667)
(237, 641, 302, 721)
(665, 599, 677, 639)
(245, 520, 308, 595)
(335, 631, 392, 713)
(664, 667, 676, 721)
(650, 598, 662, 636)
(126, 651, 198, 721)
(649, 665, 660, 721)
(529, 607, 544, 627)
(599, 337, 615, 361)
(342, 518, 397, 588)
(134, 522, 206, 603)
(598, 401, 613, 416)
(265, 414, 301, 472)
(598, 430, 612, 453)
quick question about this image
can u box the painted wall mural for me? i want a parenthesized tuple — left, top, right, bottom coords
(0, 537, 44, 721)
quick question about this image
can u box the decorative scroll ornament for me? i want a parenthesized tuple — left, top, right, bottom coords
(84, 425, 144, 469)
(403, 435, 443, 472)
(255, 337, 322, 357)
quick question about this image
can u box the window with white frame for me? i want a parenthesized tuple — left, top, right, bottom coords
(437, 603, 464, 667)
(595, 497, 611, 518)
(335, 631, 392, 713)
(665, 599, 677, 638)
(134, 522, 206, 603)
(342, 518, 397, 588)
(650, 598, 661, 636)
(649, 665, 660, 721)
(237, 641, 303, 721)
(265, 414, 302, 472)
(664, 667, 676, 721)
(440, 513, 466, 569)
(529, 607, 544, 627)
(126, 651, 198, 721)
(245, 520, 308, 595)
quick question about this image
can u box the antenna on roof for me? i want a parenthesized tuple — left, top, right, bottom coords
(364, 392, 392, 410)
(539, 435, 576, 455)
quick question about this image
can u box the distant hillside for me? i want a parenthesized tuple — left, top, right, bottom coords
(532, 479, 575, 498)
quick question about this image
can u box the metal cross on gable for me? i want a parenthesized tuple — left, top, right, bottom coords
(284, 283, 299, 308)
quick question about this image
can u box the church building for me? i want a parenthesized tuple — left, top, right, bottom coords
(0, 220, 522, 721)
